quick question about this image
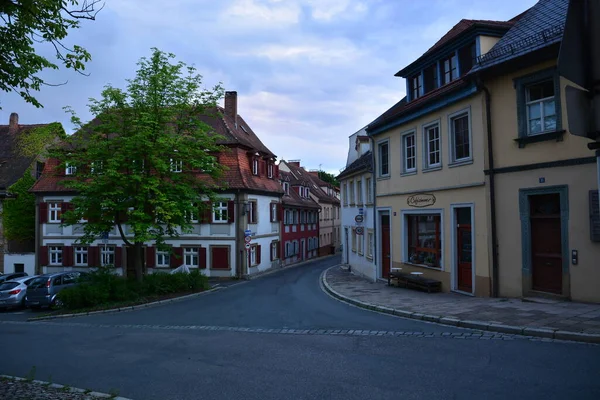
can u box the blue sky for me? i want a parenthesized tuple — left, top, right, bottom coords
(1, 0, 537, 174)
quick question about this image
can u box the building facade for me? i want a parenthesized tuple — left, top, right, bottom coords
(338, 128, 377, 281)
(30, 91, 284, 278)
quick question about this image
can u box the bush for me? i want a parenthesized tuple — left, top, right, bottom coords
(57, 267, 209, 310)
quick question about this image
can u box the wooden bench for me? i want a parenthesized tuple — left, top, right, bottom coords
(387, 271, 442, 293)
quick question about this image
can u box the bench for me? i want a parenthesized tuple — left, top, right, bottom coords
(387, 271, 442, 293)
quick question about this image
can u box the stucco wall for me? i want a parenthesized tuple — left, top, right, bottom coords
(3, 253, 35, 276)
(479, 35, 501, 55)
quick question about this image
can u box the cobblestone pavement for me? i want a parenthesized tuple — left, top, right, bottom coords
(325, 266, 600, 335)
(0, 375, 129, 400)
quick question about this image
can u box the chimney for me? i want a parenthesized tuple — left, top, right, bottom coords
(8, 113, 19, 133)
(288, 160, 301, 168)
(224, 91, 238, 127)
(309, 171, 320, 177)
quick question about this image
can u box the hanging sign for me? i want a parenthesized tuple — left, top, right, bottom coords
(407, 193, 436, 208)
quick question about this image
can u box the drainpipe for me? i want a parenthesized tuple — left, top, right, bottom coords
(369, 136, 378, 282)
(234, 190, 243, 279)
(478, 82, 500, 298)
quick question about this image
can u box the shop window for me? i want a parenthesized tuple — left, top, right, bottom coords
(405, 213, 442, 269)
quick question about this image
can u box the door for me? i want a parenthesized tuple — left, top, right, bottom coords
(530, 194, 562, 294)
(380, 214, 391, 278)
(344, 228, 349, 264)
(457, 225, 472, 292)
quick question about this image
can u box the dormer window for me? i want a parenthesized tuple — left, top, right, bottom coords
(306, 188, 310, 197)
(170, 159, 183, 173)
(252, 158, 259, 175)
(411, 74, 423, 99)
(268, 163, 274, 178)
(65, 163, 76, 176)
(442, 54, 458, 84)
(283, 182, 289, 194)
(424, 64, 439, 92)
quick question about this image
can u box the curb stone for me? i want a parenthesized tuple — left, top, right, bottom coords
(321, 266, 600, 345)
(0, 375, 132, 400)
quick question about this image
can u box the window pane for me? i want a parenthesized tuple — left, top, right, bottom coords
(544, 115, 557, 131)
(528, 103, 541, 119)
(406, 214, 442, 267)
(529, 118, 542, 134)
(527, 80, 554, 101)
(453, 115, 470, 160)
(544, 100, 556, 117)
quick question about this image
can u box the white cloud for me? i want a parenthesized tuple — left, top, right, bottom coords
(220, 0, 301, 28)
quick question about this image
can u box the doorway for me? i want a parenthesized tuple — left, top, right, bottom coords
(453, 206, 473, 294)
(344, 227, 349, 265)
(379, 212, 391, 279)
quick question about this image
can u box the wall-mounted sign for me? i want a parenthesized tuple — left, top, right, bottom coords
(245, 243, 251, 249)
(355, 227, 364, 235)
(354, 215, 364, 223)
(358, 208, 364, 215)
(244, 229, 252, 237)
(407, 193, 436, 208)
(244, 236, 252, 243)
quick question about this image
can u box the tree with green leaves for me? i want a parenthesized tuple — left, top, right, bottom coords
(54, 48, 226, 281)
(0, 0, 103, 109)
(318, 170, 339, 187)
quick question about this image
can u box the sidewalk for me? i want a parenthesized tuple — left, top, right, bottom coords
(323, 266, 600, 343)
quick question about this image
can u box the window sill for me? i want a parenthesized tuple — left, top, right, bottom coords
(514, 130, 566, 148)
(422, 166, 442, 174)
(402, 261, 443, 271)
(377, 175, 391, 181)
(351, 249, 356, 253)
(400, 170, 417, 177)
(448, 159, 473, 168)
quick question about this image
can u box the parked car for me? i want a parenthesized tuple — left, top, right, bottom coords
(25, 271, 89, 309)
(0, 272, 28, 284)
(0, 275, 37, 310)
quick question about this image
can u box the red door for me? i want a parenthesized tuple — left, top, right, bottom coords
(530, 194, 562, 294)
(457, 225, 472, 292)
(380, 214, 391, 278)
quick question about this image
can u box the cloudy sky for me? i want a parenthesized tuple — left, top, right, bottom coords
(1, 0, 537, 174)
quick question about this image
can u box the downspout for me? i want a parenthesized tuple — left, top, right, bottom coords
(369, 136, 378, 282)
(478, 82, 499, 298)
(235, 190, 243, 279)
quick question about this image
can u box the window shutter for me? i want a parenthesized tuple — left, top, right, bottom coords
(274, 165, 279, 178)
(115, 247, 123, 267)
(171, 247, 183, 267)
(88, 246, 100, 266)
(270, 204, 274, 222)
(270, 243, 273, 261)
(39, 245, 49, 266)
(227, 200, 235, 223)
(257, 245, 261, 264)
(277, 203, 283, 221)
(39, 202, 48, 224)
(199, 247, 207, 269)
(201, 201, 212, 223)
(590, 190, 600, 242)
(62, 246, 73, 266)
(146, 247, 156, 267)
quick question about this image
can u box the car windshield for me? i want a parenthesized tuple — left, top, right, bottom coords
(0, 282, 19, 291)
(28, 277, 50, 289)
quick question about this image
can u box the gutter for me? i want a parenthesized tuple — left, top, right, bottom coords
(478, 82, 500, 298)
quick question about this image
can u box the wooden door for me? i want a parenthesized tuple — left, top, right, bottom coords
(530, 194, 562, 294)
(457, 225, 472, 292)
(380, 214, 391, 278)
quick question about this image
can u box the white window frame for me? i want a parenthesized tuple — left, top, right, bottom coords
(48, 202, 61, 223)
(188, 203, 199, 223)
(366, 177, 373, 204)
(357, 179, 363, 205)
(351, 228, 356, 252)
(378, 139, 390, 177)
(401, 209, 445, 270)
(448, 108, 472, 163)
(49, 246, 62, 265)
(525, 79, 557, 136)
(184, 247, 199, 267)
(283, 182, 290, 194)
(252, 158, 259, 175)
(268, 163, 274, 178)
(75, 246, 88, 266)
(271, 241, 279, 260)
(357, 231, 364, 256)
(100, 245, 115, 266)
(343, 183, 348, 206)
(213, 201, 228, 223)
(250, 244, 257, 266)
(349, 181, 355, 205)
(65, 163, 76, 176)
(271, 203, 278, 222)
(402, 130, 417, 173)
(423, 122, 441, 169)
(248, 200, 257, 224)
(367, 230, 374, 260)
(170, 159, 183, 173)
(156, 250, 170, 267)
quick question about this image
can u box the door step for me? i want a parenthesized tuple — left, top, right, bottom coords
(522, 296, 564, 304)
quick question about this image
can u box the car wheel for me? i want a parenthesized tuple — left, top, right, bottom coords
(51, 298, 64, 309)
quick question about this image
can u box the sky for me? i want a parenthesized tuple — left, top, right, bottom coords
(1, 0, 538, 175)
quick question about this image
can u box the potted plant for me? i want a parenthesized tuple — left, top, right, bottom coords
(424, 254, 436, 267)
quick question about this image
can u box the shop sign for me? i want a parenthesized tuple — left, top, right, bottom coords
(407, 193, 436, 208)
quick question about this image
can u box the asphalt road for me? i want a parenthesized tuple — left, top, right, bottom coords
(1, 255, 599, 400)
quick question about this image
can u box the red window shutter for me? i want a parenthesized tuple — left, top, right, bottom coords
(87, 246, 98, 266)
(270, 243, 273, 261)
(274, 165, 279, 178)
(252, 202, 257, 223)
(277, 204, 283, 221)
(227, 200, 235, 223)
(171, 247, 183, 267)
(146, 247, 156, 268)
(257, 245, 261, 264)
(270, 204, 274, 222)
(39, 202, 48, 224)
(60, 202, 69, 222)
(199, 247, 207, 269)
(40, 245, 49, 266)
(62, 246, 73, 266)
(201, 201, 212, 223)
(115, 247, 122, 267)
(277, 242, 281, 259)
(211, 247, 229, 269)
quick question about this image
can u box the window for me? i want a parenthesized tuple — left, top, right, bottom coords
(293, 240, 299, 255)
(283, 182, 290, 194)
(402, 132, 416, 173)
(250, 245, 257, 266)
(252, 158, 259, 175)
(187, 203, 199, 223)
(526, 80, 557, 136)
(90, 161, 103, 174)
(100, 245, 115, 266)
(349, 181, 355, 205)
(357, 180, 363, 204)
(184, 247, 198, 267)
(248, 200, 257, 224)
(156, 250, 169, 267)
(424, 124, 441, 169)
(405, 213, 442, 269)
(36, 161, 45, 179)
(351, 228, 356, 252)
(48, 202, 61, 223)
(450, 112, 471, 162)
(411, 74, 423, 99)
(424, 64, 438, 93)
(366, 178, 372, 203)
(306, 188, 310, 197)
(75, 247, 88, 266)
(270, 203, 278, 222)
(378, 141, 389, 177)
(213, 202, 228, 223)
(271, 241, 279, 260)
(170, 159, 183, 173)
(357, 231, 363, 255)
(49, 246, 62, 265)
(65, 163, 76, 175)
(268, 163, 274, 178)
(442, 54, 458, 84)
(367, 230, 374, 259)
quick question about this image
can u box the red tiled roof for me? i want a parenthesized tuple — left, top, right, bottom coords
(281, 161, 339, 205)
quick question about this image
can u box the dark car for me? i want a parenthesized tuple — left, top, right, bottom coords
(25, 271, 89, 309)
(0, 272, 28, 284)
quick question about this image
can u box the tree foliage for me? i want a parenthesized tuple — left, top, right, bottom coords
(54, 48, 226, 280)
(16, 122, 67, 157)
(0, 0, 103, 108)
(3, 168, 36, 242)
(318, 170, 339, 187)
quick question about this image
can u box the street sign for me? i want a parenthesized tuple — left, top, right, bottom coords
(244, 236, 252, 243)
(354, 215, 364, 223)
(358, 208, 364, 215)
(244, 229, 252, 237)
(355, 227, 364, 235)
(245, 243, 251, 249)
